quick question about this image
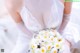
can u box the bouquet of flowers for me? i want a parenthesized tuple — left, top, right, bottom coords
(28, 29, 65, 53)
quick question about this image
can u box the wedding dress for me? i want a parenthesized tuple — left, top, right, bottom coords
(11, 0, 71, 53)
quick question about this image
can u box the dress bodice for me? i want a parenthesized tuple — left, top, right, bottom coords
(20, 0, 64, 32)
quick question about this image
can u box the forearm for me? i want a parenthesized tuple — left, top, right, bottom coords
(59, 2, 72, 34)
(59, 14, 70, 34)
(7, 8, 32, 37)
(7, 10, 33, 53)
(59, 2, 73, 48)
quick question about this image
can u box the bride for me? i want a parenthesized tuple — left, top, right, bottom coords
(5, 0, 72, 53)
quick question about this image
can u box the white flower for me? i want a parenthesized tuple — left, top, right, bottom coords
(40, 47, 46, 53)
(54, 43, 61, 49)
(30, 43, 37, 49)
(46, 44, 53, 50)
